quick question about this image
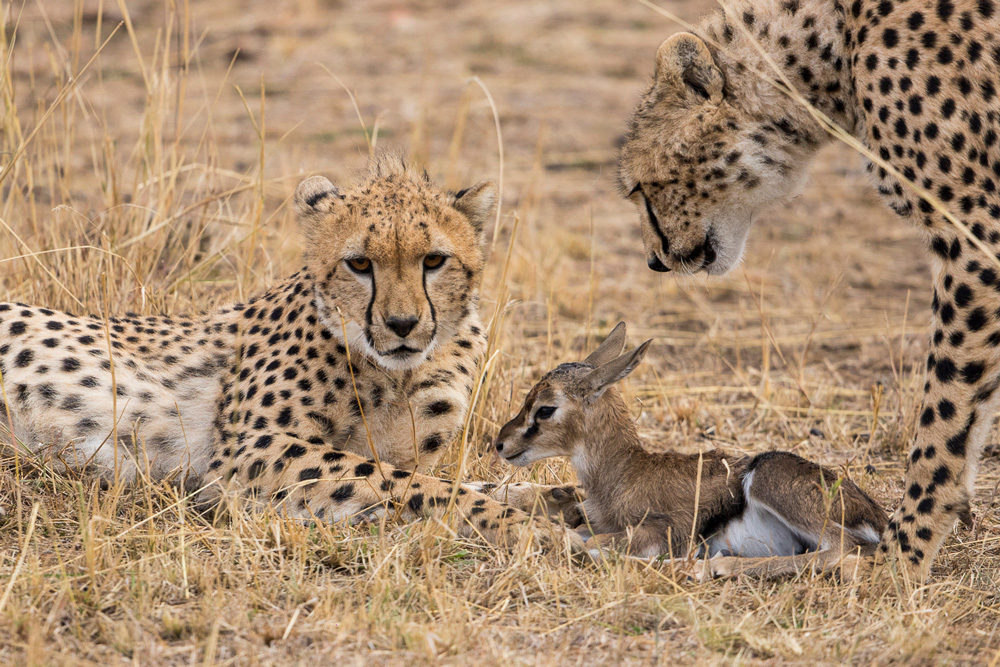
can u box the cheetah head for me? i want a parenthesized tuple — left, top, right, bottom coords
(618, 33, 813, 275)
(294, 152, 496, 372)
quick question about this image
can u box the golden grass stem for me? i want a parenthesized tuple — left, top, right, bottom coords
(468, 76, 504, 247)
(0, 501, 38, 613)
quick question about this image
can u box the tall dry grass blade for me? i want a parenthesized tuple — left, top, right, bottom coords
(314, 63, 372, 154)
(468, 76, 504, 247)
(0, 501, 38, 613)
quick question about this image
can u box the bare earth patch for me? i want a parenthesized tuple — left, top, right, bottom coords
(0, 0, 997, 664)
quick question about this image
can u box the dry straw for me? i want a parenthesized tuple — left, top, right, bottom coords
(0, 1, 997, 664)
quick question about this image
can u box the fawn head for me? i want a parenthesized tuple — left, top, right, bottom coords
(495, 322, 651, 466)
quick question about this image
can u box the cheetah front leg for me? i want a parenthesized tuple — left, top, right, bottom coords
(881, 266, 1000, 580)
(463, 481, 587, 527)
(217, 434, 585, 553)
(382, 331, 590, 526)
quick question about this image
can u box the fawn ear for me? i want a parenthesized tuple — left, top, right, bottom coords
(655, 33, 724, 105)
(576, 339, 652, 404)
(583, 322, 628, 367)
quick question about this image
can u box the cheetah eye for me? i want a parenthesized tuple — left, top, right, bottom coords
(535, 406, 557, 420)
(627, 183, 642, 197)
(346, 257, 372, 274)
(423, 254, 448, 270)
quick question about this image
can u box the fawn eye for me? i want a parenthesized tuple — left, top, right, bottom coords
(535, 406, 557, 420)
(346, 257, 372, 274)
(423, 254, 447, 270)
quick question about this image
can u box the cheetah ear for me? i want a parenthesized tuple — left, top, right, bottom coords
(575, 340, 652, 405)
(655, 33, 724, 105)
(583, 322, 628, 368)
(294, 175, 343, 223)
(451, 180, 498, 238)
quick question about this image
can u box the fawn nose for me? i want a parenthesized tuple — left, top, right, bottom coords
(647, 255, 671, 272)
(495, 440, 505, 453)
(386, 316, 419, 338)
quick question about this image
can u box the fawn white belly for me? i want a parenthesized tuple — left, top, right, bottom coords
(707, 499, 813, 557)
(706, 470, 816, 558)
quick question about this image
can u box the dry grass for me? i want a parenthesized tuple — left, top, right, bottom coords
(1, 0, 999, 664)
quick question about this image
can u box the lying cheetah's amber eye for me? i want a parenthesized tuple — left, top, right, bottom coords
(423, 254, 447, 270)
(628, 183, 641, 197)
(346, 257, 372, 273)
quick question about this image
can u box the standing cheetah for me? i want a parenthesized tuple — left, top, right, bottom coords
(618, 0, 1000, 579)
(0, 152, 581, 552)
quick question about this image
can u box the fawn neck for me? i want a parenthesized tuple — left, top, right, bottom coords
(574, 389, 651, 490)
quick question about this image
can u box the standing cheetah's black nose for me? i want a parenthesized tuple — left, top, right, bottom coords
(647, 255, 671, 272)
(386, 316, 419, 337)
(702, 238, 717, 268)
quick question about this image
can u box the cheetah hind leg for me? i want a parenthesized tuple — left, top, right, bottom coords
(463, 481, 587, 527)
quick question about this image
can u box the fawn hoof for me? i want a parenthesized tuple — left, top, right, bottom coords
(545, 486, 587, 528)
(685, 554, 733, 582)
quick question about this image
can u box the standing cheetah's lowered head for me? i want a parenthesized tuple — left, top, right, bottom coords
(617, 0, 1000, 581)
(617, 9, 850, 275)
(295, 152, 496, 371)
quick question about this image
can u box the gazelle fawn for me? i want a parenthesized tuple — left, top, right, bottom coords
(495, 323, 888, 579)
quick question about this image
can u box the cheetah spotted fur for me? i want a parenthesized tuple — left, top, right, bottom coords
(0, 152, 582, 552)
(618, 0, 1000, 579)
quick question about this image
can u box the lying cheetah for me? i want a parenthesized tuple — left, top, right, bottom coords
(618, 0, 1000, 579)
(0, 152, 581, 552)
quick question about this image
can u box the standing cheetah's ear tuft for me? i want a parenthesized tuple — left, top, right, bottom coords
(451, 180, 498, 238)
(294, 175, 343, 222)
(655, 33, 724, 105)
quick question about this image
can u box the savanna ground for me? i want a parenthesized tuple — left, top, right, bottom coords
(0, 0, 998, 664)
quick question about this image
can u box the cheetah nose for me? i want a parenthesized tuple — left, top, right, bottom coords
(647, 255, 671, 273)
(702, 238, 717, 268)
(386, 315, 419, 338)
